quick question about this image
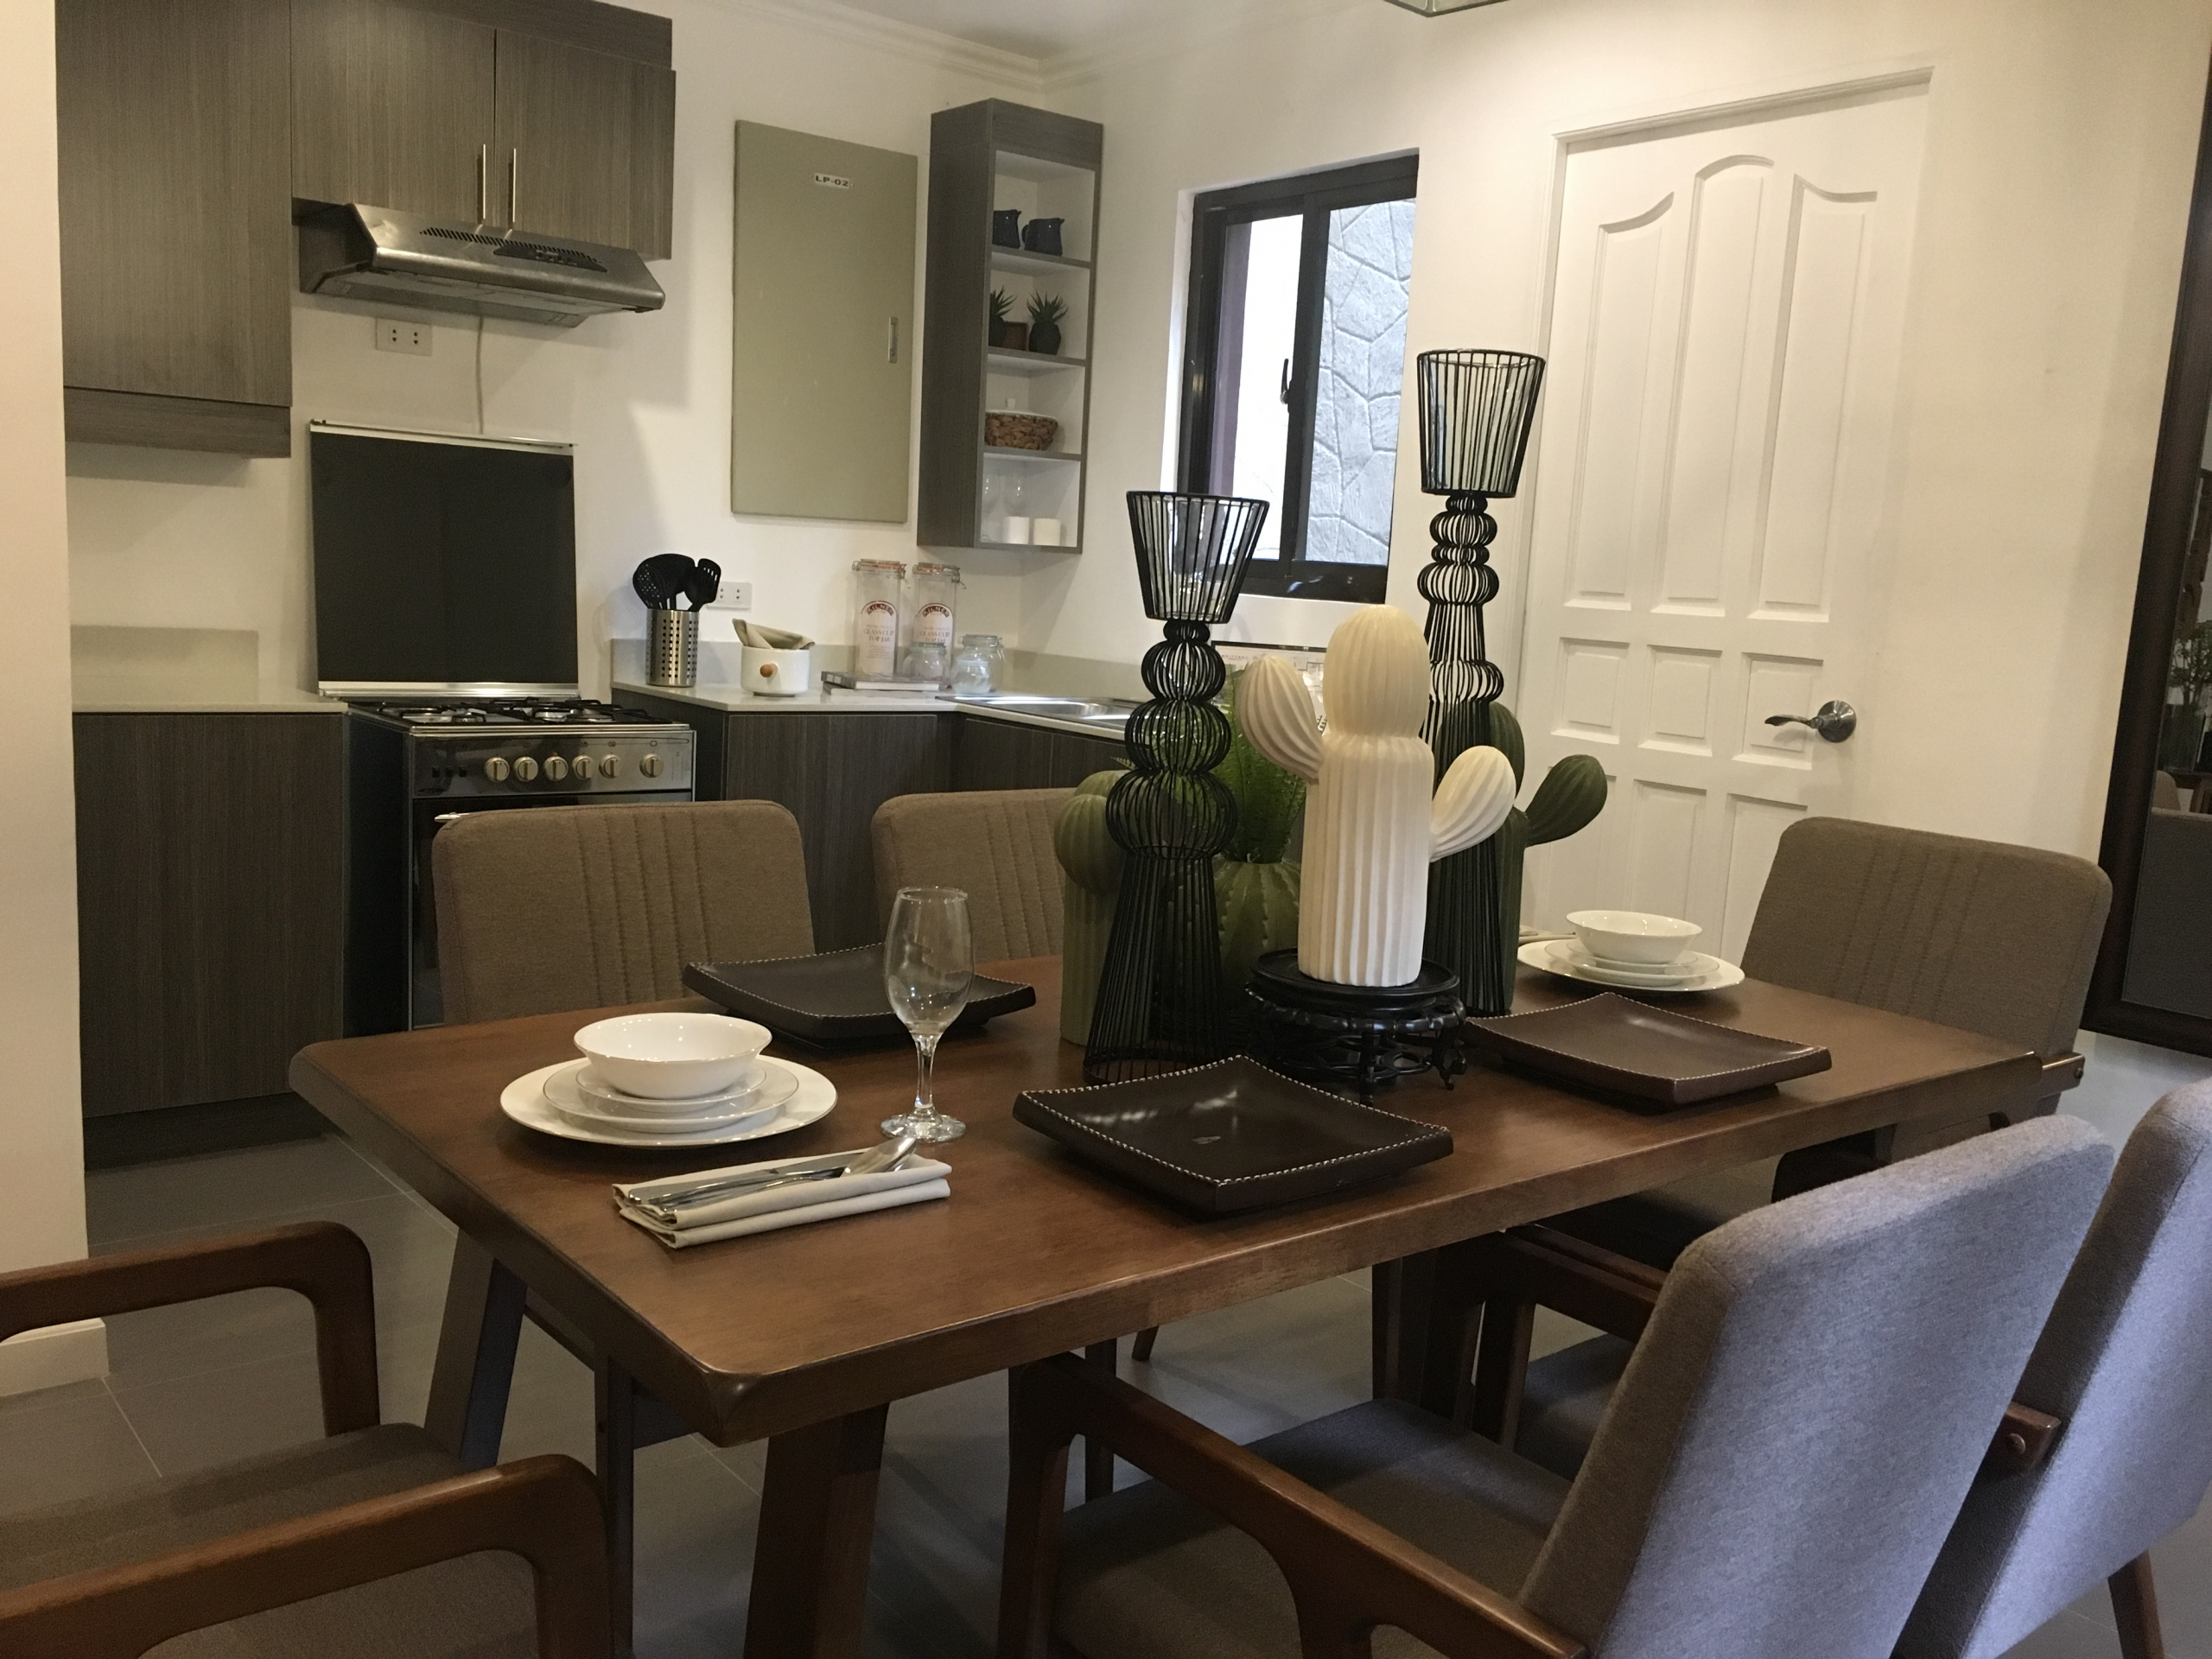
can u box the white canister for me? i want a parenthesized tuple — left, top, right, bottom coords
(1004, 515, 1033, 544)
(743, 646, 811, 696)
(1033, 517, 1063, 546)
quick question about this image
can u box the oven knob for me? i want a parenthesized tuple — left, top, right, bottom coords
(485, 756, 510, 782)
(600, 753, 621, 777)
(639, 753, 663, 779)
(543, 755, 569, 781)
(513, 756, 538, 781)
(572, 754, 594, 780)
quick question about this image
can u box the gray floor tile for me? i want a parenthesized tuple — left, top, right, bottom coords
(0, 1382, 157, 1514)
(631, 1440, 758, 1659)
(87, 1135, 397, 1247)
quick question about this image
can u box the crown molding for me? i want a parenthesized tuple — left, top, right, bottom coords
(1040, 0, 1368, 92)
(692, 0, 1046, 91)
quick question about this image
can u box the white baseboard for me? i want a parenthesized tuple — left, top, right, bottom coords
(0, 1319, 108, 1396)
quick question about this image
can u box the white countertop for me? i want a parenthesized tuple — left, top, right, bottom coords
(616, 681, 957, 715)
(73, 681, 346, 715)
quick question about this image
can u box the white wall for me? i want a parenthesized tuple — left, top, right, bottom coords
(65, 0, 1045, 697)
(1041, 0, 2212, 868)
(1, 0, 101, 1393)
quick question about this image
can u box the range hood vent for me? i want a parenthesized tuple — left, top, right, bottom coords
(298, 204, 664, 328)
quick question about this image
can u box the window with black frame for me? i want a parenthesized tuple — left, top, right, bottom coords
(1178, 156, 1420, 603)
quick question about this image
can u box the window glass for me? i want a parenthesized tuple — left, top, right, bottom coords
(1224, 214, 1303, 560)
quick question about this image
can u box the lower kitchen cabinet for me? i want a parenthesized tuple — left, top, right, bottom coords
(721, 713, 953, 949)
(952, 715, 1125, 791)
(74, 714, 346, 1116)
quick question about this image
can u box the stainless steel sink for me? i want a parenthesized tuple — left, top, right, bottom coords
(954, 693, 1135, 731)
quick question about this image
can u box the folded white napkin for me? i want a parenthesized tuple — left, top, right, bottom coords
(616, 1158, 950, 1249)
(734, 620, 815, 650)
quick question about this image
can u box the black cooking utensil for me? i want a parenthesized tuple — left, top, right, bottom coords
(687, 559, 722, 610)
(632, 554, 696, 610)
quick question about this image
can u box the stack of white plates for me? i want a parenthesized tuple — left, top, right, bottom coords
(1518, 909, 1745, 995)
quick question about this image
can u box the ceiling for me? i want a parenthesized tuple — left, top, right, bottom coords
(823, 0, 1199, 62)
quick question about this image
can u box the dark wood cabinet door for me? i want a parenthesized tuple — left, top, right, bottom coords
(56, 0, 291, 409)
(74, 715, 346, 1116)
(722, 714, 953, 949)
(952, 717, 1125, 792)
(493, 29, 674, 257)
(291, 0, 497, 219)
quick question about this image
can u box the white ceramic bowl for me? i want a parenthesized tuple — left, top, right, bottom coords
(1566, 910, 1703, 967)
(573, 1013, 770, 1101)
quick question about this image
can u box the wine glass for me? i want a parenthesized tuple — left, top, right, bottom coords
(881, 887, 975, 1142)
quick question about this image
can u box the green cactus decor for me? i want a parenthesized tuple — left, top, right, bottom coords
(1212, 671, 1304, 990)
(1484, 702, 1606, 964)
(1054, 767, 1125, 1043)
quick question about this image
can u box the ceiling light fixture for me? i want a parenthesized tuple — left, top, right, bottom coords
(1382, 0, 1505, 13)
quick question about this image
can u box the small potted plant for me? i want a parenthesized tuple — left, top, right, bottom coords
(988, 288, 1013, 348)
(1027, 292, 1066, 356)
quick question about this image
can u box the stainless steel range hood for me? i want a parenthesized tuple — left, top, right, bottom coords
(297, 204, 664, 328)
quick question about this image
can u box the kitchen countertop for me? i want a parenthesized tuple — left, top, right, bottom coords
(614, 680, 1132, 740)
(73, 681, 346, 715)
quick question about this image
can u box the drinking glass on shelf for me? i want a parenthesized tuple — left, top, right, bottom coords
(881, 887, 975, 1142)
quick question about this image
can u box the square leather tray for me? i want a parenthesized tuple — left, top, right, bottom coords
(1014, 1056, 1453, 1215)
(683, 945, 1035, 1049)
(1463, 993, 1831, 1106)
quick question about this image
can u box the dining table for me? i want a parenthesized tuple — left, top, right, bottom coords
(289, 956, 2080, 1659)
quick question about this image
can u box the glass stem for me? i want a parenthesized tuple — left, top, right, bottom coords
(912, 1032, 942, 1121)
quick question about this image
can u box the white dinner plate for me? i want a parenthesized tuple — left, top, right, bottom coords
(1547, 942, 1701, 985)
(1521, 940, 1745, 995)
(502, 1056, 835, 1148)
(550, 1063, 798, 1135)
(574, 1063, 763, 1113)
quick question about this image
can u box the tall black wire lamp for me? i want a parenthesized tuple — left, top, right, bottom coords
(1084, 491, 1269, 1084)
(1415, 349, 1545, 1016)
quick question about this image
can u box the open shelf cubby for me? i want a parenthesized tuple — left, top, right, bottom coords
(919, 99, 1103, 556)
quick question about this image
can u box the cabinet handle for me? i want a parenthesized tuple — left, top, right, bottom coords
(478, 144, 487, 223)
(888, 316, 899, 364)
(509, 149, 518, 227)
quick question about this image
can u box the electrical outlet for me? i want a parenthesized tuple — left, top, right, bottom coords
(374, 317, 431, 356)
(715, 579, 753, 610)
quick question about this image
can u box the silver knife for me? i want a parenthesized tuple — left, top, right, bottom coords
(617, 1133, 919, 1224)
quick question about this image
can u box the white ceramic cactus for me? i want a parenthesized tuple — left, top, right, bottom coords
(1241, 607, 1515, 987)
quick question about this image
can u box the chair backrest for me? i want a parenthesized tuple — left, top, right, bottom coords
(1896, 1082, 2212, 1659)
(871, 789, 1070, 961)
(1521, 1116, 2112, 1659)
(1742, 818, 2110, 1056)
(2152, 770, 2184, 811)
(433, 801, 813, 1022)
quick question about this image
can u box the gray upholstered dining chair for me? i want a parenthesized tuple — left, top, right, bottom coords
(998, 1116, 2113, 1659)
(1549, 817, 2111, 1270)
(433, 800, 814, 1023)
(871, 788, 1070, 961)
(1895, 1078, 2212, 1659)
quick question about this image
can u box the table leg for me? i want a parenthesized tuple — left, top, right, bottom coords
(1374, 1245, 1488, 1419)
(743, 1405, 891, 1659)
(1082, 1341, 1116, 1500)
(596, 1359, 641, 1659)
(423, 1234, 525, 1469)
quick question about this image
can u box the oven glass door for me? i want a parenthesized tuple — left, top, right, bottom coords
(409, 791, 677, 1028)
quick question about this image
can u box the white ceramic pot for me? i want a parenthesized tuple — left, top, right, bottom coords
(743, 645, 811, 696)
(573, 1012, 771, 1100)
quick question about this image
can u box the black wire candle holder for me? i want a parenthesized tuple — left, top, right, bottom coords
(1084, 491, 1270, 1084)
(1415, 349, 1546, 1017)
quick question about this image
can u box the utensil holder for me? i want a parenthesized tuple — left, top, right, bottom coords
(648, 609, 699, 688)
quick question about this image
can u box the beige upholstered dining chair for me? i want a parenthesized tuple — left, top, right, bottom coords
(998, 1117, 2111, 1659)
(1550, 817, 2111, 1269)
(871, 788, 1070, 960)
(433, 800, 814, 1023)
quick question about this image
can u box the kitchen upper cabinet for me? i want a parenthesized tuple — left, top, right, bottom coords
(291, 0, 497, 222)
(493, 29, 675, 257)
(57, 0, 293, 455)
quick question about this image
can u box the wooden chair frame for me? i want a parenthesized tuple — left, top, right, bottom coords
(997, 1351, 1587, 1659)
(0, 1222, 613, 1658)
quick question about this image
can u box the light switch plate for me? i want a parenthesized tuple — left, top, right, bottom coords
(374, 317, 431, 356)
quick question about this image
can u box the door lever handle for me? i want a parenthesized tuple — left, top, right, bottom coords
(1764, 700, 1858, 743)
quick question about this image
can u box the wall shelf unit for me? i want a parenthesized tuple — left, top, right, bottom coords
(920, 99, 1103, 555)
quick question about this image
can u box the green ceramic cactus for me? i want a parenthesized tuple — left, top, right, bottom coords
(1212, 670, 1304, 989)
(1054, 767, 1124, 1043)
(1483, 703, 1607, 959)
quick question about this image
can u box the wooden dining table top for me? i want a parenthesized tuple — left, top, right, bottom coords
(289, 957, 2050, 1447)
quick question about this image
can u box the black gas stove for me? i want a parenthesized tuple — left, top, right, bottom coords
(348, 696, 672, 730)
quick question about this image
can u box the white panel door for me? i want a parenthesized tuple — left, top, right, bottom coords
(1517, 86, 1929, 963)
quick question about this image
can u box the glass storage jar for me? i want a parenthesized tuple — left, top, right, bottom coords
(904, 563, 961, 682)
(853, 559, 906, 678)
(951, 634, 1005, 696)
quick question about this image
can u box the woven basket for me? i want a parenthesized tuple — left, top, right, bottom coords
(985, 412, 1058, 451)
